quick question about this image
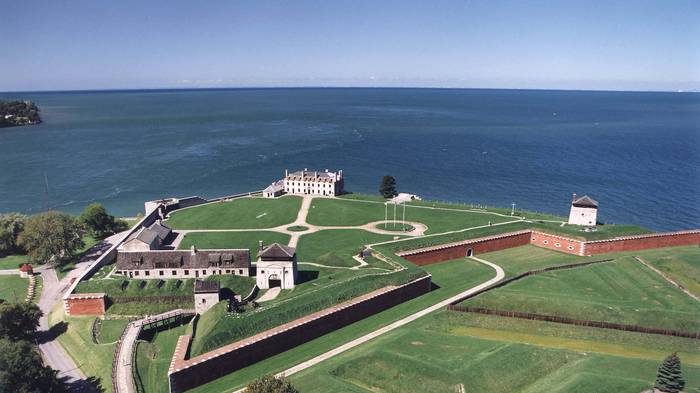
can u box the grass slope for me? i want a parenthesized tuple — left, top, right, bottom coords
(297, 229, 400, 267)
(0, 254, 28, 269)
(634, 246, 700, 298)
(469, 245, 586, 278)
(177, 231, 290, 255)
(0, 275, 29, 302)
(464, 256, 700, 331)
(166, 196, 301, 229)
(135, 324, 189, 393)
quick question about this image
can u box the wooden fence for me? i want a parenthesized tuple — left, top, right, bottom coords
(446, 305, 700, 339)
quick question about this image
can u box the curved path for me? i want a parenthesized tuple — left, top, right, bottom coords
(233, 255, 505, 392)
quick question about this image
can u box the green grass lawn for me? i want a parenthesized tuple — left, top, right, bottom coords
(306, 198, 514, 234)
(632, 246, 700, 298)
(375, 222, 414, 232)
(166, 196, 302, 229)
(98, 318, 130, 343)
(0, 254, 28, 269)
(177, 231, 291, 255)
(0, 275, 29, 302)
(135, 323, 189, 393)
(297, 229, 400, 268)
(49, 307, 128, 393)
(187, 258, 497, 392)
(289, 310, 700, 393)
(472, 244, 587, 278)
(531, 221, 652, 241)
(463, 256, 700, 332)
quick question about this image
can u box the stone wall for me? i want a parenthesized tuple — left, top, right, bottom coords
(168, 275, 432, 392)
(583, 230, 700, 255)
(397, 231, 532, 265)
(529, 231, 584, 255)
(64, 293, 106, 316)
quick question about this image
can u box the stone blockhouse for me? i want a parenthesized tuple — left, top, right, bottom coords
(194, 280, 220, 314)
(283, 168, 344, 196)
(121, 221, 172, 251)
(256, 242, 298, 289)
(115, 247, 251, 279)
(568, 194, 598, 226)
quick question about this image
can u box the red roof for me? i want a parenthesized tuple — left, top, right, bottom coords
(19, 264, 33, 272)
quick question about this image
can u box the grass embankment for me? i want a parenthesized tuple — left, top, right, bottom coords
(633, 246, 700, 297)
(56, 235, 99, 280)
(463, 255, 700, 332)
(296, 229, 401, 268)
(49, 306, 129, 393)
(289, 310, 700, 393)
(465, 244, 586, 278)
(166, 196, 302, 229)
(0, 254, 28, 269)
(530, 221, 652, 241)
(187, 258, 497, 392)
(135, 324, 189, 393)
(0, 275, 29, 302)
(178, 231, 291, 253)
(306, 197, 514, 234)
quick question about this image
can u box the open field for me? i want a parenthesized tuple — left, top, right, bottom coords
(0, 274, 29, 302)
(633, 246, 700, 297)
(306, 197, 513, 233)
(466, 244, 586, 277)
(135, 323, 189, 393)
(98, 318, 131, 343)
(166, 196, 302, 229)
(289, 310, 700, 393)
(297, 229, 400, 267)
(178, 231, 291, 254)
(187, 258, 496, 392)
(49, 306, 129, 393)
(0, 254, 28, 269)
(463, 255, 700, 332)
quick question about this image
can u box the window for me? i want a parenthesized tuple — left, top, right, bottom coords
(567, 246, 575, 250)
(261, 270, 265, 274)
(239, 269, 243, 274)
(542, 240, 549, 245)
(201, 298, 206, 304)
(159, 270, 164, 276)
(145, 271, 150, 276)
(172, 270, 177, 275)
(135, 271, 140, 276)
(555, 243, 561, 248)
(225, 269, 231, 274)
(184, 270, 189, 275)
(202, 270, 206, 275)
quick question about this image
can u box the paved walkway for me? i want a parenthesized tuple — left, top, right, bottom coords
(232, 255, 505, 392)
(257, 287, 281, 302)
(114, 322, 140, 393)
(0, 268, 19, 275)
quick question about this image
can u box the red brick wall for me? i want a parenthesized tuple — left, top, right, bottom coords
(400, 231, 532, 265)
(529, 231, 584, 255)
(64, 295, 105, 316)
(583, 231, 700, 255)
(169, 275, 432, 392)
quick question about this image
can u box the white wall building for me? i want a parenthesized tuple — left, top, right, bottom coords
(194, 280, 220, 314)
(115, 247, 251, 279)
(283, 168, 344, 197)
(263, 180, 285, 198)
(568, 194, 598, 226)
(255, 242, 298, 289)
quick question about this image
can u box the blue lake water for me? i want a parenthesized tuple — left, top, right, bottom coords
(0, 88, 698, 231)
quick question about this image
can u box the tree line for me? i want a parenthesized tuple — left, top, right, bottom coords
(0, 203, 128, 266)
(0, 100, 41, 128)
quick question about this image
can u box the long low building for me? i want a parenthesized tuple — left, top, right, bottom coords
(115, 247, 251, 279)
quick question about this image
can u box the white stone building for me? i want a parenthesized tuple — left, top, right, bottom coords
(263, 180, 285, 198)
(120, 221, 172, 251)
(115, 247, 251, 279)
(568, 194, 598, 226)
(283, 168, 344, 197)
(194, 280, 220, 314)
(255, 242, 298, 289)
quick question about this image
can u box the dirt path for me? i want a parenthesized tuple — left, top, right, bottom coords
(232, 256, 505, 392)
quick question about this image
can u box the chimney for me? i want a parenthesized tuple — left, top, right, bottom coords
(314, 171, 317, 178)
(190, 245, 196, 255)
(285, 169, 288, 177)
(572, 193, 577, 203)
(258, 240, 264, 251)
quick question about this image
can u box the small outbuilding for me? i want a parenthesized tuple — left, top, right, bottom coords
(568, 193, 598, 226)
(194, 280, 220, 314)
(256, 241, 298, 289)
(263, 180, 285, 198)
(19, 264, 33, 278)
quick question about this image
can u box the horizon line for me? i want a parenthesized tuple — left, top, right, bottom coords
(1, 85, 698, 95)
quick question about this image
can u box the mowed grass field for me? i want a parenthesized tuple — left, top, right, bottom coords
(187, 258, 497, 392)
(297, 229, 401, 268)
(289, 310, 700, 393)
(470, 245, 587, 278)
(306, 197, 514, 233)
(177, 231, 291, 254)
(166, 196, 302, 229)
(0, 275, 29, 302)
(135, 323, 189, 393)
(463, 255, 700, 332)
(0, 254, 28, 269)
(633, 246, 700, 297)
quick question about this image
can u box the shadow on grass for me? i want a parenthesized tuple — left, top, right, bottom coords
(63, 375, 103, 393)
(297, 270, 320, 284)
(54, 239, 112, 279)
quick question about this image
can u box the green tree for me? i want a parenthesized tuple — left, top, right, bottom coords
(17, 211, 85, 264)
(0, 212, 27, 253)
(244, 374, 299, 393)
(654, 353, 685, 393)
(379, 175, 398, 199)
(0, 339, 65, 393)
(0, 302, 42, 341)
(79, 203, 127, 239)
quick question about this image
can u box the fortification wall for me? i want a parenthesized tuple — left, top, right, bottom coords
(583, 230, 700, 255)
(529, 231, 584, 255)
(64, 293, 105, 316)
(168, 275, 432, 392)
(398, 231, 532, 265)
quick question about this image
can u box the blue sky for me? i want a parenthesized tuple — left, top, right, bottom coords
(2, 0, 699, 92)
